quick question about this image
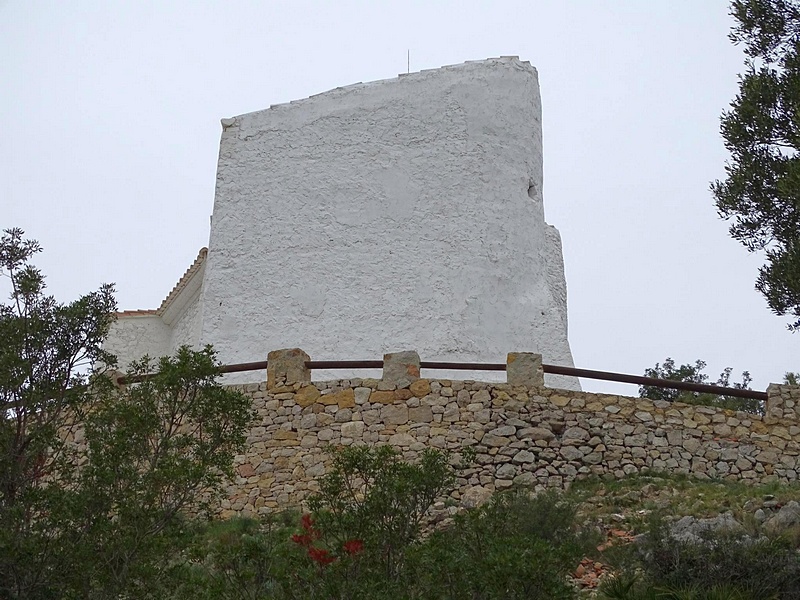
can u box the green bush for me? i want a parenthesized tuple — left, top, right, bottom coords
(409, 488, 597, 600)
(599, 514, 800, 600)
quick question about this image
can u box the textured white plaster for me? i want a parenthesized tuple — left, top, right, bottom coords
(200, 57, 579, 389)
(106, 315, 170, 370)
(169, 288, 203, 352)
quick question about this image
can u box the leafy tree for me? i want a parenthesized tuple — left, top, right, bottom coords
(639, 358, 757, 413)
(0, 228, 253, 599)
(0, 227, 117, 598)
(711, 0, 800, 330)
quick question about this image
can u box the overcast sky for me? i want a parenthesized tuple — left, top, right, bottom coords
(2, 0, 798, 395)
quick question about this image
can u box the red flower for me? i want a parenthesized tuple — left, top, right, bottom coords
(342, 539, 364, 555)
(308, 546, 336, 565)
(292, 533, 313, 547)
(301, 513, 314, 531)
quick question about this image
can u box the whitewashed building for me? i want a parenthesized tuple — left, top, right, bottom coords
(106, 57, 580, 389)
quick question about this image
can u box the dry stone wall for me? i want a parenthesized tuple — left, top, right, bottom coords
(218, 349, 800, 519)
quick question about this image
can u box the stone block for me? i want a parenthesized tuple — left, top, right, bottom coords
(381, 404, 409, 425)
(382, 350, 421, 388)
(409, 405, 434, 423)
(267, 348, 310, 389)
(295, 385, 320, 407)
(506, 352, 544, 387)
(341, 421, 365, 439)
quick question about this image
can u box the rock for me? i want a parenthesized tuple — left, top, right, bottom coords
(354, 387, 371, 404)
(765, 501, 800, 534)
(462, 486, 493, 508)
(489, 425, 516, 437)
(473, 390, 491, 404)
(320, 389, 355, 408)
(518, 427, 555, 441)
(295, 385, 321, 406)
(340, 421, 365, 439)
(370, 391, 397, 405)
(409, 379, 431, 398)
(482, 435, 509, 447)
(512, 450, 536, 464)
(563, 427, 589, 441)
(754, 508, 767, 523)
(409, 405, 433, 423)
(496, 464, 517, 479)
(513, 472, 536, 486)
(670, 513, 743, 544)
(381, 404, 409, 425)
(238, 463, 256, 478)
(383, 351, 420, 388)
(388, 432, 416, 447)
(299, 414, 317, 429)
(561, 446, 584, 461)
(335, 408, 352, 422)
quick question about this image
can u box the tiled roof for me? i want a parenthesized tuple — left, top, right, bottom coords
(114, 247, 207, 318)
(156, 247, 208, 315)
(115, 309, 158, 316)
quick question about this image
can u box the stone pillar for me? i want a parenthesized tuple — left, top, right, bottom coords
(382, 351, 420, 389)
(765, 383, 800, 423)
(267, 348, 310, 389)
(506, 352, 544, 388)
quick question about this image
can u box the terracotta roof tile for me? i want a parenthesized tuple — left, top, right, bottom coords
(114, 248, 208, 318)
(157, 247, 208, 315)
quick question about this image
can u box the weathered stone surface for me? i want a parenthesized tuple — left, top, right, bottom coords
(319, 389, 355, 408)
(409, 405, 433, 423)
(462, 486, 493, 508)
(765, 500, 800, 534)
(212, 376, 800, 518)
(489, 425, 516, 437)
(670, 513, 743, 544)
(506, 352, 544, 387)
(267, 348, 310, 388)
(561, 446, 584, 461)
(354, 387, 371, 404)
(563, 427, 590, 442)
(482, 435, 509, 447)
(518, 427, 555, 441)
(295, 385, 321, 407)
(512, 450, 536, 464)
(381, 404, 409, 425)
(409, 379, 431, 398)
(496, 463, 517, 479)
(388, 432, 416, 446)
(370, 391, 397, 405)
(383, 351, 420, 388)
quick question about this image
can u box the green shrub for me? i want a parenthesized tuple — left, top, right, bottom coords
(600, 514, 800, 600)
(409, 488, 597, 600)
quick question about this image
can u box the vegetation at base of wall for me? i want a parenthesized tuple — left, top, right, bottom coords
(597, 516, 800, 599)
(160, 472, 800, 600)
(163, 488, 598, 600)
(639, 357, 759, 414)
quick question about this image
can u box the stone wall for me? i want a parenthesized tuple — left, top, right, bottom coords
(218, 348, 800, 519)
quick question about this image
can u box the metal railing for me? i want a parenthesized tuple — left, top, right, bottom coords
(118, 359, 768, 401)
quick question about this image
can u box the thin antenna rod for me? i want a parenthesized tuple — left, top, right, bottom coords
(407, 50, 410, 73)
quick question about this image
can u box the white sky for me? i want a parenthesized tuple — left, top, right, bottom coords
(2, 1, 798, 395)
